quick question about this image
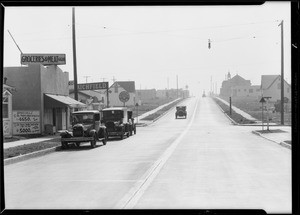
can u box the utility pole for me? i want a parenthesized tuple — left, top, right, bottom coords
(72, 7, 78, 101)
(279, 20, 284, 125)
(83, 76, 90, 83)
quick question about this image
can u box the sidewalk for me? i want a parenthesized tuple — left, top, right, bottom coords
(3, 134, 60, 149)
(251, 126, 291, 149)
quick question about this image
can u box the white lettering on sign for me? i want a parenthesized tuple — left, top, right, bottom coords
(13, 123, 40, 135)
(13, 110, 40, 134)
(77, 82, 108, 90)
(21, 54, 66, 65)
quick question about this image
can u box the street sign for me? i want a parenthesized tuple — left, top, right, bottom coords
(259, 97, 266, 103)
(119, 91, 130, 103)
(77, 82, 108, 90)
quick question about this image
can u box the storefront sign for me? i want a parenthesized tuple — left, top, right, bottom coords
(13, 111, 40, 123)
(78, 82, 108, 90)
(13, 110, 40, 134)
(13, 123, 40, 134)
(119, 91, 130, 103)
(21, 54, 66, 65)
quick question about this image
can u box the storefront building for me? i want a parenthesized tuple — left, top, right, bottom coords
(4, 63, 85, 136)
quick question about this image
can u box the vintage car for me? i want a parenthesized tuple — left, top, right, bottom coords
(175, 106, 187, 119)
(60, 110, 107, 149)
(127, 110, 137, 135)
(101, 107, 131, 139)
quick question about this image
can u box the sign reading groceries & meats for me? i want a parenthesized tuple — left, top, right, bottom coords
(21, 53, 66, 65)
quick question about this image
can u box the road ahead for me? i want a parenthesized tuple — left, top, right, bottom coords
(4, 97, 291, 213)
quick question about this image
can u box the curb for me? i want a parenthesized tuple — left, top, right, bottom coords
(213, 98, 238, 125)
(4, 146, 61, 166)
(251, 131, 291, 150)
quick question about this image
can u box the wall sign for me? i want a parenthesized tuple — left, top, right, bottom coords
(13, 110, 40, 134)
(77, 82, 108, 90)
(21, 53, 66, 65)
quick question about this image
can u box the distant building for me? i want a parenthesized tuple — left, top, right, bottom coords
(69, 90, 106, 110)
(108, 81, 136, 107)
(136, 89, 156, 102)
(261, 75, 291, 102)
(156, 88, 189, 99)
(220, 74, 251, 97)
(231, 85, 261, 99)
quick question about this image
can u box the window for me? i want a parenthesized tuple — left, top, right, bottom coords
(249, 89, 253, 93)
(114, 85, 118, 93)
(2, 94, 9, 118)
(278, 83, 281, 89)
(2, 103, 8, 118)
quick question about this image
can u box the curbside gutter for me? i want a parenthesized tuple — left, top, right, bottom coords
(4, 146, 61, 166)
(251, 131, 291, 150)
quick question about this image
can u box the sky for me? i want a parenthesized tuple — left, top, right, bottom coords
(3, 2, 291, 96)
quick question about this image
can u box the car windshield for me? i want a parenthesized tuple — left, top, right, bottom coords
(72, 113, 94, 125)
(102, 110, 123, 121)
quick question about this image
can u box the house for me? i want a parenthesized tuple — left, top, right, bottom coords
(69, 90, 106, 110)
(108, 81, 136, 107)
(261, 75, 291, 102)
(220, 74, 251, 97)
(3, 83, 16, 138)
(231, 85, 261, 99)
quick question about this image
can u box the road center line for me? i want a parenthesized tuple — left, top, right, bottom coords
(115, 98, 199, 209)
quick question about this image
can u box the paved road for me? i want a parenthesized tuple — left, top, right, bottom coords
(4, 97, 291, 213)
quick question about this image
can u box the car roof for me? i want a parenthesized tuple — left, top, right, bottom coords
(102, 107, 127, 111)
(72, 110, 100, 114)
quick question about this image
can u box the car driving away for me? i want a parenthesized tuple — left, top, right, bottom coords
(60, 110, 107, 149)
(101, 107, 131, 140)
(175, 106, 187, 119)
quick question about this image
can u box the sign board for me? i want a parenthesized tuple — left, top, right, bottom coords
(21, 54, 66, 65)
(77, 82, 108, 90)
(119, 91, 130, 103)
(13, 110, 40, 134)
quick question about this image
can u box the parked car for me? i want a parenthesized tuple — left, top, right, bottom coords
(101, 107, 131, 139)
(127, 110, 137, 135)
(175, 106, 187, 119)
(60, 110, 107, 149)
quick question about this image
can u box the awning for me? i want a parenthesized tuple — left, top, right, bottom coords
(44, 94, 86, 108)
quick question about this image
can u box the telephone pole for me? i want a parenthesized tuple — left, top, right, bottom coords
(72, 7, 78, 101)
(279, 20, 284, 125)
